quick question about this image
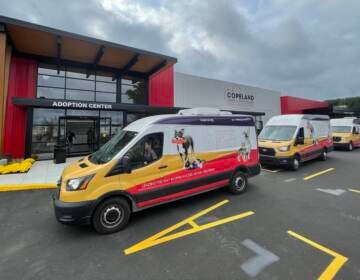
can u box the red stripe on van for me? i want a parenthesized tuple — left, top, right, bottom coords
(136, 179, 229, 208)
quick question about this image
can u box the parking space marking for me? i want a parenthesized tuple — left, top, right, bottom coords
(284, 178, 296, 183)
(240, 239, 280, 277)
(124, 200, 254, 255)
(348, 188, 360, 194)
(0, 183, 57, 192)
(316, 188, 346, 196)
(287, 230, 348, 280)
(261, 168, 281, 173)
(303, 168, 335, 181)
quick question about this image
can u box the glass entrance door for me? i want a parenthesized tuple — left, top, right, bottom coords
(58, 116, 100, 156)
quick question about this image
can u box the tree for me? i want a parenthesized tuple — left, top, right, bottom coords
(125, 81, 147, 104)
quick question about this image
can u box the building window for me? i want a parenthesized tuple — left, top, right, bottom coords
(121, 79, 146, 104)
(37, 64, 148, 104)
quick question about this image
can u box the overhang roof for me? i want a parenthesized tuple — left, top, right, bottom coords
(0, 15, 177, 78)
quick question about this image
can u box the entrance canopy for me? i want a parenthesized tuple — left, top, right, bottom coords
(0, 15, 177, 79)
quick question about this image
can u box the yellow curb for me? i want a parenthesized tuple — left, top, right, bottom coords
(0, 183, 57, 192)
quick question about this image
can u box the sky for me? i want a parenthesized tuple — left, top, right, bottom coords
(0, 0, 359, 100)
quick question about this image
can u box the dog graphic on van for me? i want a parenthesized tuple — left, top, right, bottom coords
(172, 129, 203, 169)
(237, 128, 251, 162)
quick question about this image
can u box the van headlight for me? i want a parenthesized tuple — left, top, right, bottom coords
(66, 174, 94, 191)
(277, 145, 290, 152)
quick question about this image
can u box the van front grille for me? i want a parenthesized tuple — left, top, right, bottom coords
(259, 147, 275, 156)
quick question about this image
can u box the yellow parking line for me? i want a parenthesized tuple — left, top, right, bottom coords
(288, 230, 348, 280)
(124, 200, 254, 255)
(303, 168, 335, 181)
(0, 183, 57, 192)
(348, 188, 360, 194)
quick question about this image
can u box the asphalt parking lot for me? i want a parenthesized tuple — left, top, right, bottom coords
(0, 149, 359, 280)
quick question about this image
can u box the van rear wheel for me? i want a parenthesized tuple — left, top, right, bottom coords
(228, 171, 248, 194)
(319, 149, 327, 161)
(92, 197, 131, 234)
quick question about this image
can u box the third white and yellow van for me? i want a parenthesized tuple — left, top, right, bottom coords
(331, 117, 360, 151)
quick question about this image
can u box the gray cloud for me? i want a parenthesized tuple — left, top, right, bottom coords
(0, 0, 359, 99)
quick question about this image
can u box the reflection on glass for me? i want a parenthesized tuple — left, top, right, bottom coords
(37, 87, 65, 99)
(121, 81, 146, 104)
(38, 75, 65, 88)
(96, 81, 116, 93)
(67, 68, 95, 80)
(38, 66, 65, 76)
(100, 111, 123, 125)
(95, 92, 116, 103)
(66, 78, 95, 91)
(32, 125, 58, 142)
(66, 109, 99, 117)
(33, 109, 65, 125)
(66, 89, 95, 101)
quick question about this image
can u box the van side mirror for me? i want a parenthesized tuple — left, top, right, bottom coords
(294, 137, 304, 146)
(120, 155, 132, 174)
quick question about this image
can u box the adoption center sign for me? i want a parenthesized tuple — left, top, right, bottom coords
(51, 101, 113, 110)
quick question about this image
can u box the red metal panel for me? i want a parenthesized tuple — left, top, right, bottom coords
(148, 65, 174, 107)
(280, 96, 329, 114)
(3, 56, 37, 158)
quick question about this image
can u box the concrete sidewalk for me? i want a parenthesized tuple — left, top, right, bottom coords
(0, 157, 82, 186)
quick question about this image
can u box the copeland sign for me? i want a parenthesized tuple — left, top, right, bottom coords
(225, 87, 255, 107)
(51, 101, 113, 110)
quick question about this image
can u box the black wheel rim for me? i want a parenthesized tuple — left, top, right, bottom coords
(100, 205, 124, 229)
(234, 176, 246, 191)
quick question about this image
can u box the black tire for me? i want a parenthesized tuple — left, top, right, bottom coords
(92, 197, 131, 234)
(319, 149, 327, 161)
(348, 142, 353, 151)
(288, 155, 300, 171)
(228, 171, 248, 194)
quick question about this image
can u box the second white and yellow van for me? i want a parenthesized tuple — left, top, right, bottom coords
(331, 118, 360, 151)
(258, 114, 333, 170)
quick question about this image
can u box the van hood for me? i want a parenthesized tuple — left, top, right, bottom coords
(61, 156, 106, 182)
(258, 139, 293, 148)
(332, 132, 351, 137)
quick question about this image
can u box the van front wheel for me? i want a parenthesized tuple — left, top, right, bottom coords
(289, 156, 300, 171)
(92, 197, 131, 234)
(228, 171, 248, 194)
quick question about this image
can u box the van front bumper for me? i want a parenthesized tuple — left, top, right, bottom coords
(333, 142, 350, 148)
(260, 155, 293, 166)
(53, 195, 96, 225)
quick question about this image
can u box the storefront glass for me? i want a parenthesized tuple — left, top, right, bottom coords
(36, 65, 146, 105)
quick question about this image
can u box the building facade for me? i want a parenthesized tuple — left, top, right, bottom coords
(0, 16, 329, 160)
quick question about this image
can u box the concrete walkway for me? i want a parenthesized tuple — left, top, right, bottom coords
(0, 157, 82, 186)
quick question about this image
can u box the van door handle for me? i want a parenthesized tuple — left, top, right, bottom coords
(158, 165, 168, 169)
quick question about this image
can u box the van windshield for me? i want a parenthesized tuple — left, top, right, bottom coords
(331, 126, 352, 133)
(259, 125, 297, 141)
(89, 130, 138, 164)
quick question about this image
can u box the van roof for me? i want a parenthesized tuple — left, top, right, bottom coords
(267, 114, 330, 126)
(331, 117, 360, 126)
(125, 113, 255, 131)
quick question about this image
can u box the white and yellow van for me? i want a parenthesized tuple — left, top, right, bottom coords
(331, 117, 360, 151)
(258, 114, 333, 170)
(53, 108, 261, 233)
